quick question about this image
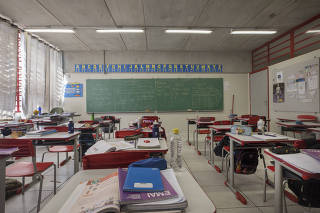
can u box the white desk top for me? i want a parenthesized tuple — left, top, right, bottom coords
(264, 149, 320, 179)
(276, 121, 320, 128)
(308, 127, 320, 133)
(208, 125, 232, 131)
(40, 168, 215, 213)
(19, 132, 80, 140)
(106, 138, 168, 152)
(226, 132, 297, 145)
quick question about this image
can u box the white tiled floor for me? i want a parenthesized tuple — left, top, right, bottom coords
(4, 133, 320, 213)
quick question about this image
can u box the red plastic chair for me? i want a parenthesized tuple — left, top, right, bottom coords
(141, 116, 159, 128)
(297, 115, 317, 122)
(82, 151, 150, 169)
(115, 129, 141, 138)
(42, 126, 77, 167)
(78, 120, 98, 125)
(0, 139, 56, 212)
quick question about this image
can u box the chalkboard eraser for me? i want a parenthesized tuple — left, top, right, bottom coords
(187, 109, 192, 112)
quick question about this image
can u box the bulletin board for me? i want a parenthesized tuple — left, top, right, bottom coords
(272, 57, 320, 112)
(64, 83, 83, 98)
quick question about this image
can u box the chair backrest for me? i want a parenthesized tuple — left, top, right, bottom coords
(297, 115, 317, 121)
(213, 120, 233, 125)
(115, 129, 141, 138)
(247, 115, 261, 125)
(78, 120, 98, 125)
(240, 114, 251, 118)
(82, 151, 150, 170)
(0, 139, 34, 157)
(141, 116, 159, 128)
(44, 126, 68, 132)
(198, 117, 215, 122)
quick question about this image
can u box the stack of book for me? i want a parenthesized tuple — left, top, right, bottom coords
(60, 168, 188, 213)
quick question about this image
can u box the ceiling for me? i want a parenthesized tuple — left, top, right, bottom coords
(0, 0, 319, 51)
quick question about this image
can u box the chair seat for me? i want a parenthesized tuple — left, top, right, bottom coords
(213, 135, 224, 142)
(198, 130, 210, 134)
(223, 146, 230, 152)
(205, 136, 211, 141)
(49, 145, 74, 152)
(6, 162, 54, 177)
(267, 165, 275, 172)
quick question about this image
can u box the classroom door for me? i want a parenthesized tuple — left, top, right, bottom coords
(250, 69, 268, 117)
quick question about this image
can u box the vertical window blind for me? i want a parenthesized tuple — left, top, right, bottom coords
(0, 22, 17, 119)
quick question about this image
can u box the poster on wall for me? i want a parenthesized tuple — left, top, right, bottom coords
(273, 83, 285, 103)
(64, 83, 83, 97)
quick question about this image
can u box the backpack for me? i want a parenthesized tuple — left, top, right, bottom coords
(284, 169, 320, 207)
(234, 149, 259, 174)
(213, 136, 230, 157)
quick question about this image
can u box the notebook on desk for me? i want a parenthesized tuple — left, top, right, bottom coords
(123, 167, 164, 192)
(137, 138, 160, 149)
(252, 133, 288, 141)
(301, 149, 320, 162)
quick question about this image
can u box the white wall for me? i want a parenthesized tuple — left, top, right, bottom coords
(268, 48, 320, 133)
(63, 50, 251, 134)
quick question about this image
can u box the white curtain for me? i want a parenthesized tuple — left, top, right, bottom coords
(19, 31, 27, 117)
(0, 22, 17, 119)
(49, 49, 64, 110)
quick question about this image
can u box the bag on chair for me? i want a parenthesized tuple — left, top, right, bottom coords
(284, 169, 320, 207)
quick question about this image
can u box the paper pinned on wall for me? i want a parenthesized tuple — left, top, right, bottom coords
(297, 78, 306, 95)
(286, 75, 297, 93)
(308, 75, 318, 91)
(276, 72, 283, 83)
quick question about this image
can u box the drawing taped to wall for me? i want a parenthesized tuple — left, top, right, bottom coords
(273, 83, 285, 103)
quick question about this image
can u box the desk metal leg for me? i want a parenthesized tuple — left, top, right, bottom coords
(274, 162, 283, 213)
(187, 122, 190, 145)
(196, 127, 199, 154)
(74, 137, 79, 174)
(0, 158, 7, 213)
(229, 139, 235, 187)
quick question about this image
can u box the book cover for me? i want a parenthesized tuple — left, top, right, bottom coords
(118, 168, 178, 204)
(301, 149, 320, 161)
(123, 167, 164, 192)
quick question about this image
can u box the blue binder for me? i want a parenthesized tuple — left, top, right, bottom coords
(123, 167, 164, 192)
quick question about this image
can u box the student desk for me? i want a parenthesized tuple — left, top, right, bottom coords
(225, 133, 298, 204)
(264, 149, 320, 213)
(0, 148, 18, 213)
(195, 121, 215, 155)
(40, 167, 216, 213)
(0, 122, 33, 133)
(19, 132, 81, 174)
(186, 118, 197, 145)
(276, 121, 320, 135)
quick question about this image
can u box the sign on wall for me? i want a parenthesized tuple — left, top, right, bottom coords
(74, 64, 223, 73)
(64, 83, 83, 97)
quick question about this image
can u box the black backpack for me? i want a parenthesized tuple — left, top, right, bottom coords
(234, 149, 259, 174)
(284, 169, 320, 207)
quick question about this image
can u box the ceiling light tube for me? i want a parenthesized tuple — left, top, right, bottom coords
(25, 28, 74, 33)
(306, 30, 320, 33)
(165, 29, 212, 34)
(96, 29, 144, 33)
(231, 29, 277, 35)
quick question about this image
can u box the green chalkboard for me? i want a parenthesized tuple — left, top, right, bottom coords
(86, 78, 223, 112)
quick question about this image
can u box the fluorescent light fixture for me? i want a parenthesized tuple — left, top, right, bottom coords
(96, 29, 144, 33)
(231, 29, 277, 35)
(165, 29, 212, 34)
(306, 30, 320, 33)
(25, 28, 74, 33)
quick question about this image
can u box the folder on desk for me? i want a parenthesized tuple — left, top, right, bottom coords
(123, 167, 164, 192)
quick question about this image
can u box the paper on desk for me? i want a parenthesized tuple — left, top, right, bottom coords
(85, 140, 134, 155)
(279, 153, 320, 174)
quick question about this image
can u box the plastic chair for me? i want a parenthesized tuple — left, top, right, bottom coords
(115, 129, 141, 138)
(82, 151, 150, 169)
(205, 120, 233, 163)
(193, 117, 215, 153)
(141, 116, 159, 128)
(297, 115, 317, 122)
(42, 126, 77, 167)
(0, 139, 56, 212)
